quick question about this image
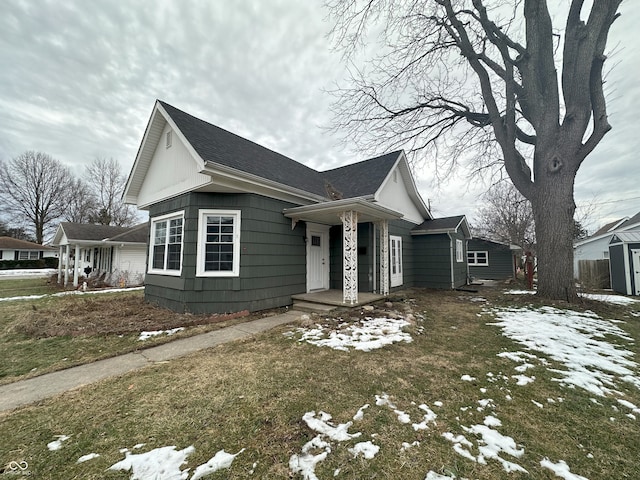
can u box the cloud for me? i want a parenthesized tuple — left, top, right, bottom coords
(0, 1, 637, 231)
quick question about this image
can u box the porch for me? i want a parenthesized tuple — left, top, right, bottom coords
(292, 289, 387, 312)
(284, 198, 404, 305)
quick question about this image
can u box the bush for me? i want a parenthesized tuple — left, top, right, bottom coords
(0, 257, 59, 270)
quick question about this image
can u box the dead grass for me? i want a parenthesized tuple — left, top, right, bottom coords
(0, 289, 278, 385)
(13, 293, 251, 338)
(1, 286, 639, 479)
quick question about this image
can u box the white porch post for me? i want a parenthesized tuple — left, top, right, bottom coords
(57, 246, 63, 284)
(64, 245, 70, 286)
(73, 244, 80, 287)
(341, 210, 358, 304)
(378, 220, 389, 295)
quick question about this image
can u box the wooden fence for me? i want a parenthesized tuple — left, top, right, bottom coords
(578, 259, 610, 289)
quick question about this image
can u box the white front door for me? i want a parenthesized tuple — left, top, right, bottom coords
(390, 235, 403, 287)
(632, 249, 640, 295)
(307, 225, 330, 292)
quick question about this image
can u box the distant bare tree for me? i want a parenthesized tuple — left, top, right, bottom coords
(474, 182, 536, 252)
(0, 151, 75, 243)
(63, 178, 96, 223)
(85, 157, 136, 226)
(0, 219, 36, 242)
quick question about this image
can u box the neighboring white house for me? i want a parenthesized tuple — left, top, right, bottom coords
(574, 212, 640, 278)
(0, 236, 57, 262)
(51, 222, 149, 287)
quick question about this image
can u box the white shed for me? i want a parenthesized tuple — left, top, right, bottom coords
(609, 231, 640, 296)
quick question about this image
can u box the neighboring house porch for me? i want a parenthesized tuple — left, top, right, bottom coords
(52, 223, 149, 287)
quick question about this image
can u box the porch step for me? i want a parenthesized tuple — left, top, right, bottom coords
(292, 301, 338, 313)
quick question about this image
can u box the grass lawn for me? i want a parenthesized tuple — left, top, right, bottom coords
(0, 286, 278, 386)
(0, 276, 58, 298)
(0, 286, 639, 479)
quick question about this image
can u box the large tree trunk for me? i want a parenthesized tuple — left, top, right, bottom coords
(530, 156, 578, 301)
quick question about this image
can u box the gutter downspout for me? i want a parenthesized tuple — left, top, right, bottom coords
(448, 232, 455, 289)
(465, 238, 470, 284)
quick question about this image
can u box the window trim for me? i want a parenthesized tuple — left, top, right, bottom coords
(147, 210, 184, 276)
(18, 250, 40, 260)
(468, 250, 489, 266)
(456, 239, 464, 263)
(196, 209, 241, 277)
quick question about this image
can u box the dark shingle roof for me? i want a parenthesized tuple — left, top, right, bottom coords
(593, 218, 625, 236)
(160, 101, 328, 197)
(322, 151, 401, 199)
(0, 237, 54, 250)
(106, 223, 149, 243)
(619, 211, 640, 229)
(413, 215, 466, 233)
(159, 101, 400, 200)
(61, 223, 147, 243)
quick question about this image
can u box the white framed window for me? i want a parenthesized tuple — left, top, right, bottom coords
(166, 130, 172, 148)
(390, 235, 403, 287)
(18, 251, 40, 260)
(196, 209, 241, 277)
(468, 251, 489, 266)
(603, 251, 610, 259)
(456, 239, 464, 262)
(148, 211, 184, 275)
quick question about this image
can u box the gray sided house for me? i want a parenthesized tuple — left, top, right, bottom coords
(608, 232, 640, 296)
(123, 100, 469, 314)
(52, 222, 149, 287)
(467, 238, 521, 281)
(412, 216, 471, 289)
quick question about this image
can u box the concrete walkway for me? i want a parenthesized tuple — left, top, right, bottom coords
(0, 310, 303, 413)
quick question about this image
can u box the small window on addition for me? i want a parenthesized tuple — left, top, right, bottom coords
(166, 130, 172, 148)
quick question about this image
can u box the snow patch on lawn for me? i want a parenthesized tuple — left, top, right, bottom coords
(490, 306, 640, 396)
(138, 327, 185, 341)
(540, 458, 589, 480)
(290, 317, 412, 351)
(47, 435, 70, 451)
(108, 445, 244, 480)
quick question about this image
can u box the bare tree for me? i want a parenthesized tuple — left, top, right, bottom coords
(326, 1, 621, 301)
(0, 219, 36, 242)
(63, 178, 96, 223)
(85, 157, 136, 226)
(0, 151, 75, 243)
(474, 182, 536, 252)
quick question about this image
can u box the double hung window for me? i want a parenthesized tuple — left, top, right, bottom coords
(148, 212, 184, 275)
(467, 251, 489, 266)
(196, 209, 241, 277)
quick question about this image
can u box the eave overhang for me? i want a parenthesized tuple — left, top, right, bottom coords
(284, 198, 403, 226)
(201, 161, 327, 206)
(412, 216, 471, 239)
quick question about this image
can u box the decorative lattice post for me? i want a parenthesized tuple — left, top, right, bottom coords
(378, 220, 389, 295)
(341, 210, 359, 304)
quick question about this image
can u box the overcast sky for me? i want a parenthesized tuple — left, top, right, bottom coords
(1, 1, 638, 231)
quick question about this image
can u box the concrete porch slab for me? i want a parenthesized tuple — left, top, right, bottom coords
(292, 289, 386, 308)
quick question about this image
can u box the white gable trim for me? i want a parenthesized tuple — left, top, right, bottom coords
(124, 101, 208, 205)
(374, 152, 431, 222)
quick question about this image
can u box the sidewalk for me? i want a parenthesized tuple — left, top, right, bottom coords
(0, 310, 303, 413)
